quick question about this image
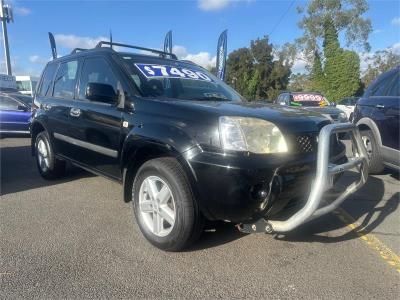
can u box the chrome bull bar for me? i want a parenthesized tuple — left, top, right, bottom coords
(266, 123, 369, 233)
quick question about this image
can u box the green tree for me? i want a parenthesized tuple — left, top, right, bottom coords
(309, 51, 325, 92)
(288, 73, 311, 92)
(362, 49, 400, 87)
(226, 36, 292, 101)
(322, 17, 361, 101)
(297, 0, 372, 55)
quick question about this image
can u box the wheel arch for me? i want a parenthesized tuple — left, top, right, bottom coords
(121, 142, 204, 213)
(356, 117, 382, 147)
(120, 126, 201, 206)
(30, 120, 48, 155)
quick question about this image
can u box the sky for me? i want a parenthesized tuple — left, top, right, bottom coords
(1, 0, 399, 77)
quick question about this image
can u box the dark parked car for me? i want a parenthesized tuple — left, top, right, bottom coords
(31, 40, 368, 251)
(353, 66, 399, 174)
(0, 92, 32, 135)
(276, 92, 348, 123)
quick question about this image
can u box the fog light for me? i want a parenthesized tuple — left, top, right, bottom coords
(251, 183, 269, 202)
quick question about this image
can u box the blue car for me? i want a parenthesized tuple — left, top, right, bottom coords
(353, 66, 399, 174)
(0, 92, 32, 135)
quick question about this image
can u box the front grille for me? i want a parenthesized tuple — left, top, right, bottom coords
(295, 135, 315, 153)
(290, 132, 342, 155)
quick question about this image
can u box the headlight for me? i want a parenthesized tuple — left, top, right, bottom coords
(338, 112, 348, 123)
(219, 116, 288, 154)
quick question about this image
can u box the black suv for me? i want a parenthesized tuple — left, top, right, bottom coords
(31, 41, 368, 251)
(353, 66, 399, 173)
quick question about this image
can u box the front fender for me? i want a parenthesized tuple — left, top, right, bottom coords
(120, 122, 199, 169)
(120, 123, 211, 217)
(30, 117, 50, 155)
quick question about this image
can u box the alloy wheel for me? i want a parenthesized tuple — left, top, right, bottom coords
(37, 138, 50, 172)
(361, 135, 373, 158)
(138, 176, 176, 237)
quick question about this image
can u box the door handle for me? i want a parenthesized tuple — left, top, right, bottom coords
(70, 107, 81, 117)
(376, 104, 385, 109)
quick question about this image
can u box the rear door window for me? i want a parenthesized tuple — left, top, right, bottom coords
(38, 63, 58, 97)
(53, 60, 79, 99)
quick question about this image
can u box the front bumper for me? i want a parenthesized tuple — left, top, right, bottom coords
(187, 127, 348, 223)
(240, 123, 368, 233)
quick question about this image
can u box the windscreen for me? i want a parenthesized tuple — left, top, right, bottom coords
(291, 93, 329, 107)
(122, 56, 242, 101)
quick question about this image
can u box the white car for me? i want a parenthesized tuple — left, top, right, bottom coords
(336, 97, 359, 121)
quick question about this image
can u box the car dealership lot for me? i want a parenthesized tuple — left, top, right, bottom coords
(1, 137, 399, 298)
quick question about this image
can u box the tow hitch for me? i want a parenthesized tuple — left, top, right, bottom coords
(238, 123, 369, 234)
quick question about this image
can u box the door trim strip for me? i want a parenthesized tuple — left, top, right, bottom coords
(53, 132, 118, 158)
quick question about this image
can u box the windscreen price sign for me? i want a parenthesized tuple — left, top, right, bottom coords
(135, 63, 214, 82)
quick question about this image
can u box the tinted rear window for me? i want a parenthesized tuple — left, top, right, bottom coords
(53, 60, 79, 99)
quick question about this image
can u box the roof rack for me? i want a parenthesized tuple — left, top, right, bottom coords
(71, 48, 87, 54)
(96, 41, 177, 60)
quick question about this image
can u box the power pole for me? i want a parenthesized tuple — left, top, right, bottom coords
(0, 0, 13, 75)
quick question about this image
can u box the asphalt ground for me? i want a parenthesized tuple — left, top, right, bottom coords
(1, 137, 399, 299)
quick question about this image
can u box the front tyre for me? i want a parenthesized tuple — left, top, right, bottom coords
(35, 131, 66, 179)
(132, 158, 204, 251)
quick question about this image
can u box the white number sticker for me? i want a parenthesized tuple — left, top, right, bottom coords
(135, 63, 214, 82)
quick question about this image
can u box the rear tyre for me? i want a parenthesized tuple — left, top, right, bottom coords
(360, 129, 384, 174)
(132, 157, 204, 251)
(35, 131, 66, 179)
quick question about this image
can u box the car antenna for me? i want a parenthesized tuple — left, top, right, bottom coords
(48, 32, 57, 60)
(109, 30, 113, 49)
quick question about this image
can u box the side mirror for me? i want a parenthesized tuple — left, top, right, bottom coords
(125, 99, 135, 111)
(17, 105, 27, 112)
(85, 82, 118, 104)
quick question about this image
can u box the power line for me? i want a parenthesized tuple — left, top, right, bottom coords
(268, 0, 296, 37)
